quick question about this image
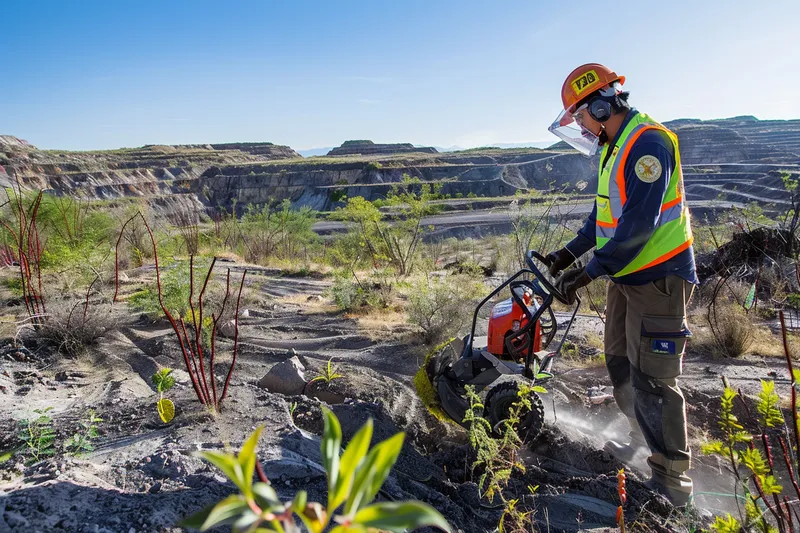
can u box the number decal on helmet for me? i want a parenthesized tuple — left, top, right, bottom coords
(571, 70, 599, 97)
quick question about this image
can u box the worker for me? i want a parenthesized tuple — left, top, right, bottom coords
(543, 63, 698, 507)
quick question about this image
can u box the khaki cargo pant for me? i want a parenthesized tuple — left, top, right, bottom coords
(604, 275, 694, 496)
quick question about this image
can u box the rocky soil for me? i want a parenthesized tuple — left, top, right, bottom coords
(2, 262, 796, 532)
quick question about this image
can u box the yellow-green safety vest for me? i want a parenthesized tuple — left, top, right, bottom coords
(595, 112, 693, 278)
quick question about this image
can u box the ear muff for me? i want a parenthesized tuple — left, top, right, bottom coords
(588, 97, 612, 122)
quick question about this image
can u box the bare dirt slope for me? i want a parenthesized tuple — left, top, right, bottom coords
(1, 265, 785, 532)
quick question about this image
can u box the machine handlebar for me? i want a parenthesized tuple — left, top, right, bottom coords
(525, 250, 573, 306)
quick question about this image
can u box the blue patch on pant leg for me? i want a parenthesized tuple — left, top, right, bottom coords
(651, 340, 676, 354)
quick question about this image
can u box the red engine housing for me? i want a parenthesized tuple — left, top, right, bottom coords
(487, 290, 541, 360)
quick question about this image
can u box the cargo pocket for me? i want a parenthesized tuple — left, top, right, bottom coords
(639, 314, 692, 379)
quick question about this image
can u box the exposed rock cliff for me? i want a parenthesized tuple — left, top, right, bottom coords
(1, 116, 798, 219)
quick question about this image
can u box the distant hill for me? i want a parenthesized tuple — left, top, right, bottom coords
(436, 141, 555, 152)
(326, 140, 437, 157)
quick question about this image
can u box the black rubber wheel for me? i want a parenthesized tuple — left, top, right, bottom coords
(484, 381, 545, 441)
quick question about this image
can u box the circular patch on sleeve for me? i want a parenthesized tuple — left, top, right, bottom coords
(634, 155, 662, 183)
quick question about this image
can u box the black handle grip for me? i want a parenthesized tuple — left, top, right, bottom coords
(525, 250, 572, 306)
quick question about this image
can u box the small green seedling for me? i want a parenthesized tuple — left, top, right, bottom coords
(182, 407, 451, 533)
(64, 409, 103, 456)
(309, 358, 344, 386)
(152, 368, 176, 423)
(18, 407, 57, 464)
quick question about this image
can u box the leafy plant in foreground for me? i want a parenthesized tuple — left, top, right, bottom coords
(702, 381, 797, 532)
(64, 409, 103, 456)
(183, 406, 451, 532)
(18, 407, 57, 464)
(701, 312, 800, 532)
(152, 368, 176, 423)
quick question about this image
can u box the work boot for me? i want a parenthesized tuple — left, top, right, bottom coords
(645, 456, 694, 508)
(643, 477, 693, 508)
(604, 419, 648, 465)
(604, 439, 648, 463)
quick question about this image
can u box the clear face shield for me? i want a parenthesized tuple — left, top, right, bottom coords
(547, 103, 599, 157)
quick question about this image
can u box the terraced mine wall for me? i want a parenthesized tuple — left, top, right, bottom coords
(1, 116, 798, 221)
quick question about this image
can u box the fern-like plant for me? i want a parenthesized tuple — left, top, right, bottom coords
(182, 406, 451, 533)
(463, 385, 527, 504)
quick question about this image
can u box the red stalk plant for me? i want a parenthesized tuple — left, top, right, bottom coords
(114, 212, 246, 412)
(0, 184, 46, 328)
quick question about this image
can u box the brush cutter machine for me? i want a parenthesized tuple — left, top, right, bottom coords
(424, 251, 580, 439)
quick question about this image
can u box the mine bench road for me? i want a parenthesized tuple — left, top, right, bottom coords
(312, 199, 744, 234)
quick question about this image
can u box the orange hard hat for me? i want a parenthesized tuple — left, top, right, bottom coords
(561, 63, 625, 113)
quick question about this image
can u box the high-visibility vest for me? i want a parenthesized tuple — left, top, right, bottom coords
(595, 112, 693, 278)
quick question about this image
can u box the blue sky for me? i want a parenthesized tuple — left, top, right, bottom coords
(3, 0, 798, 151)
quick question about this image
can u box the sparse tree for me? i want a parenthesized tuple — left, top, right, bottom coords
(332, 174, 442, 276)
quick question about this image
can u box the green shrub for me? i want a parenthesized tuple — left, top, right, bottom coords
(331, 176, 443, 276)
(238, 200, 318, 264)
(406, 274, 483, 345)
(329, 273, 382, 312)
(128, 260, 195, 319)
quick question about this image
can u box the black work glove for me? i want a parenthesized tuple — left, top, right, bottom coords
(554, 267, 592, 305)
(544, 248, 575, 277)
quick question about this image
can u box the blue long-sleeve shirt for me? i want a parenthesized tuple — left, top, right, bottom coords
(565, 110, 698, 285)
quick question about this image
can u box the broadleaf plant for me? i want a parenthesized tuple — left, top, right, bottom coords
(182, 406, 451, 533)
(152, 367, 176, 423)
(18, 407, 57, 464)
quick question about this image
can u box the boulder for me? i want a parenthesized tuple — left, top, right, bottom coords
(218, 319, 237, 338)
(257, 357, 306, 395)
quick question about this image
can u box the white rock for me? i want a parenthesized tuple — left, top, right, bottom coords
(257, 357, 306, 395)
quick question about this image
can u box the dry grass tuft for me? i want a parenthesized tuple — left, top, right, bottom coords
(585, 332, 605, 351)
(39, 298, 119, 356)
(354, 308, 414, 341)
